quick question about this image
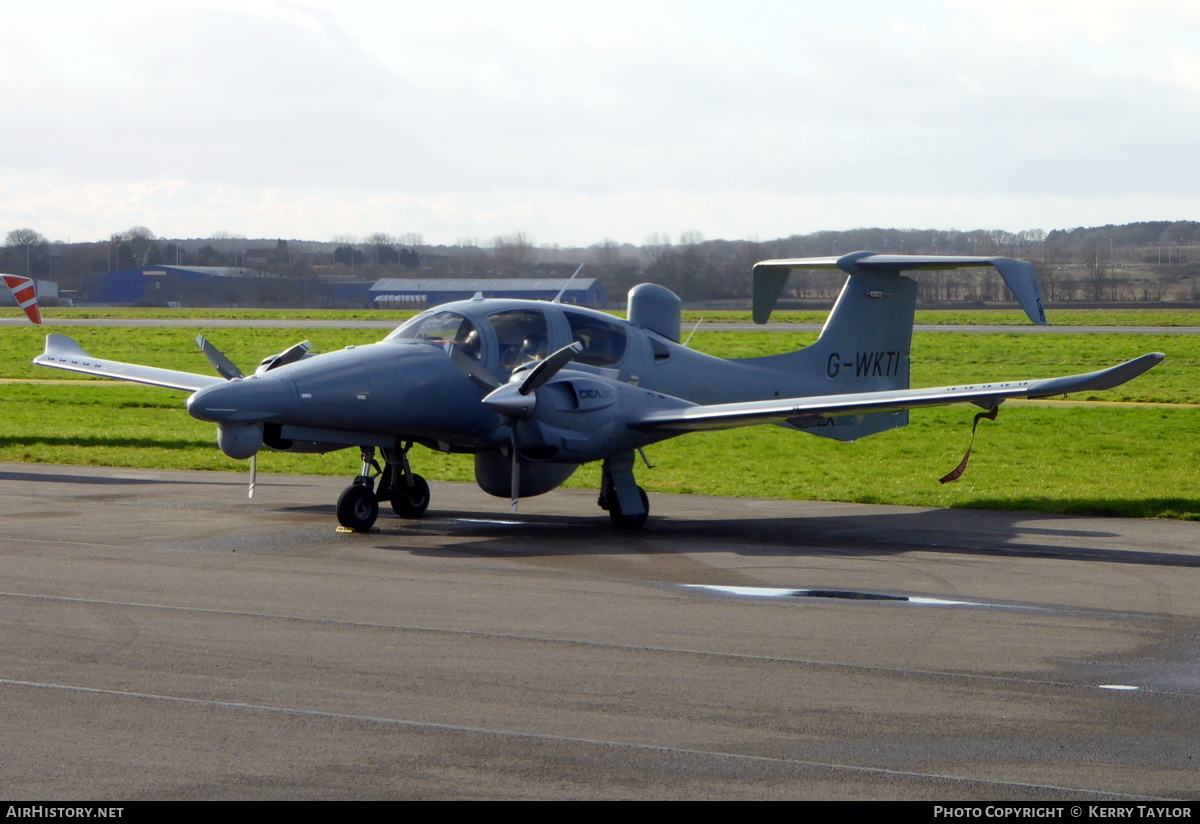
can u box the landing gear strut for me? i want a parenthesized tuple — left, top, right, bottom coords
(335, 445, 430, 532)
(598, 452, 649, 530)
(379, 445, 430, 519)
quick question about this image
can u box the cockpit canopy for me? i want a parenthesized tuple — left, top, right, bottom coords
(489, 309, 550, 370)
(387, 310, 482, 360)
(387, 305, 628, 373)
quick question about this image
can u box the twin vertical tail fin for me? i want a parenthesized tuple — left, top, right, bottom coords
(752, 252, 1044, 326)
(3, 275, 41, 324)
(749, 252, 1045, 442)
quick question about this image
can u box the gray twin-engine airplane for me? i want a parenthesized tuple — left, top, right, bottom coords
(33, 252, 1163, 531)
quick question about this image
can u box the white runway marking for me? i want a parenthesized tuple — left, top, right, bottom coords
(682, 583, 1038, 610)
(450, 517, 527, 526)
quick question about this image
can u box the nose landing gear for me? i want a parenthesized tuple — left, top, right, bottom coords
(336, 480, 379, 532)
(335, 444, 430, 532)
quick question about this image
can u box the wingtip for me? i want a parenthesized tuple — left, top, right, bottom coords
(40, 332, 88, 358)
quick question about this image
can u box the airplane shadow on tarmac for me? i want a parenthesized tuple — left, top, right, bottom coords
(268, 499, 1200, 572)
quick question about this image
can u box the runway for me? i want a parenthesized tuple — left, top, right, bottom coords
(1, 462, 1198, 800)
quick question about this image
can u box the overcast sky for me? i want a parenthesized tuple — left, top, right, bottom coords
(3, 0, 1199, 247)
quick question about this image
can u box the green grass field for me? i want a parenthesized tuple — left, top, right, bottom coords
(2, 314, 1197, 519)
(37, 305, 1200, 327)
(687, 308, 1200, 326)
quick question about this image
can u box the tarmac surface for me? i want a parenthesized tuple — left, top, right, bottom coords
(2, 461, 1199, 800)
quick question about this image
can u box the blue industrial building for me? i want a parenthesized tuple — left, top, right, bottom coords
(85, 266, 289, 306)
(369, 278, 607, 308)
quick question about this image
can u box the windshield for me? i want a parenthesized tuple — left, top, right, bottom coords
(386, 311, 481, 360)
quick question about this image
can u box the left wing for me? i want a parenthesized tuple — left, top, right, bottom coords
(631, 353, 1165, 433)
(34, 333, 223, 392)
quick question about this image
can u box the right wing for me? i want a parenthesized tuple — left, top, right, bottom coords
(631, 353, 1165, 433)
(34, 334, 223, 393)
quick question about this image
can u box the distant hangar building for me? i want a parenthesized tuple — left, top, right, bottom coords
(85, 266, 288, 306)
(370, 278, 607, 309)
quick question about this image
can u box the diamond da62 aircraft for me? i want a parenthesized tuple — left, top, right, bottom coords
(30, 252, 1163, 531)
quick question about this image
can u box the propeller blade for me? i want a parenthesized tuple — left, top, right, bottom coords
(262, 340, 311, 372)
(509, 436, 520, 513)
(248, 453, 257, 499)
(196, 335, 244, 380)
(446, 343, 501, 390)
(519, 341, 583, 395)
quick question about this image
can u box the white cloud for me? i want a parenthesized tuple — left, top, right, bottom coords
(3, 1, 1200, 244)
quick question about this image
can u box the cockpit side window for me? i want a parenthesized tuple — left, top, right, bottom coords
(488, 309, 549, 371)
(387, 311, 482, 360)
(565, 312, 627, 367)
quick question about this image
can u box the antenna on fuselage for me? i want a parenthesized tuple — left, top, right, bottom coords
(551, 264, 585, 304)
(682, 316, 704, 348)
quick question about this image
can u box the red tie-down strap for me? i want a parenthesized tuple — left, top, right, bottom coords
(938, 406, 999, 484)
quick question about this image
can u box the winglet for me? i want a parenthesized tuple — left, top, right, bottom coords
(3, 275, 41, 324)
(42, 332, 89, 358)
(751, 252, 1047, 325)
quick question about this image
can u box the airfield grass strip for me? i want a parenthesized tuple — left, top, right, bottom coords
(3, 321, 1197, 519)
(2, 325, 1194, 403)
(35, 306, 1200, 327)
(679, 307, 1200, 326)
(1, 384, 1196, 520)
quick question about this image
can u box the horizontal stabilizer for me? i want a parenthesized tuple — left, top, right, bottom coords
(752, 251, 1046, 325)
(631, 353, 1165, 433)
(34, 333, 224, 392)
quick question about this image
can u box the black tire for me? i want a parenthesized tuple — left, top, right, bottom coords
(337, 484, 379, 532)
(390, 473, 430, 519)
(608, 484, 649, 530)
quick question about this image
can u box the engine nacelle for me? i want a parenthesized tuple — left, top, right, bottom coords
(514, 372, 693, 465)
(474, 452, 577, 499)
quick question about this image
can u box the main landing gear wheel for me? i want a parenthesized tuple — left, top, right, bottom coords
(337, 482, 379, 532)
(377, 462, 430, 519)
(390, 473, 430, 519)
(603, 481, 649, 530)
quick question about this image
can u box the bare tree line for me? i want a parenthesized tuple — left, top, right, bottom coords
(6, 221, 1200, 306)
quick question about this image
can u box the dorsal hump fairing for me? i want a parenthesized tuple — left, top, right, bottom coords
(751, 251, 1046, 326)
(628, 283, 682, 342)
